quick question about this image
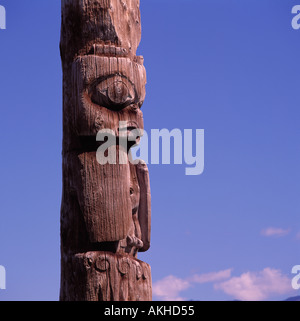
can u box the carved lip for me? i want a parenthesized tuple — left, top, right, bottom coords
(76, 121, 143, 153)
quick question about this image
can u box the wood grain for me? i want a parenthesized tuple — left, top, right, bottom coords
(60, 0, 151, 301)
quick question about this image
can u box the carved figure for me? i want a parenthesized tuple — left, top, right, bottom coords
(60, 0, 151, 301)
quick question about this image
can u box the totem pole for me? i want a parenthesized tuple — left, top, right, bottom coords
(60, 0, 151, 301)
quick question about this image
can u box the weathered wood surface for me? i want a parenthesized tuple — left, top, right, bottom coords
(60, 0, 151, 301)
(60, 252, 151, 301)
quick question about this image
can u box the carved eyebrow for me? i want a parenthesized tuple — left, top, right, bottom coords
(79, 56, 139, 84)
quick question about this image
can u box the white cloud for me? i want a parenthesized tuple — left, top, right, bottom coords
(152, 275, 190, 301)
(152, 269, 232, 301)
(261, 227, 290, 237)
(215, 268, 292, 301)
(153, 268, 293, 301)
(189, 269, 232, 284)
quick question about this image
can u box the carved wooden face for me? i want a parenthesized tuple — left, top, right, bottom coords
(67, 52, 147, 245)
(72, 55, 146, 137)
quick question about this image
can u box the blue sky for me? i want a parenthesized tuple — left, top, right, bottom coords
(0, 0, 300, 301)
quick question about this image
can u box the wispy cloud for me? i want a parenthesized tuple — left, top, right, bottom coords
(152, 269, 232, 301)
(261, 227, 290, 237)
(189, 269, 232, 284)
(215, 268, 292, 301)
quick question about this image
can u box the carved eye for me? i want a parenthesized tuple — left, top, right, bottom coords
(90, 76, 136, 110)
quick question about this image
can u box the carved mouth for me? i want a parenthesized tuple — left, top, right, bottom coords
(79, 135, 102, 152)
(78, 128, 141, 153)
